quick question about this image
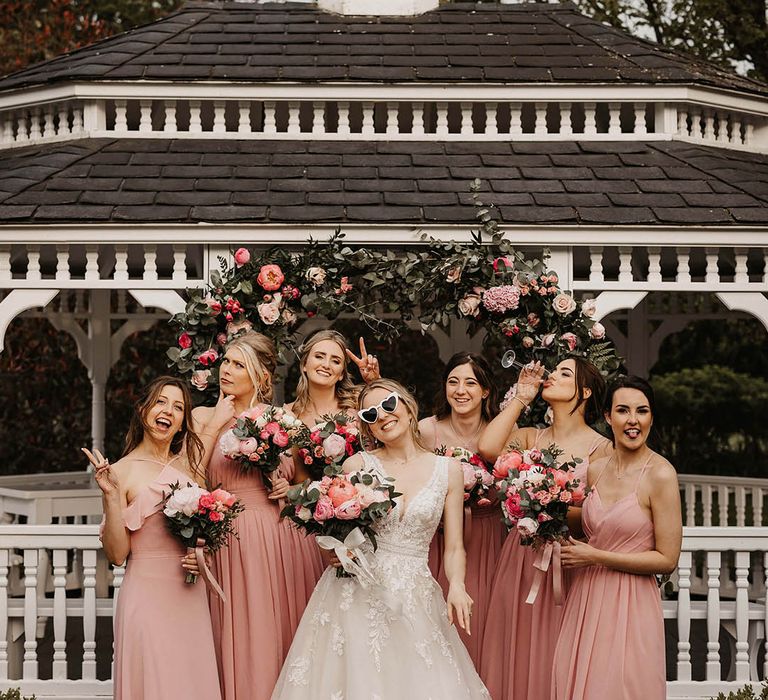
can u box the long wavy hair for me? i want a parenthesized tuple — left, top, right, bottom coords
(123, 376, 204, 479)
(565, 355, 607, 425)
(225, 332, 277, 405)
(433, 351, 499, 423)
(358, 378, 430, 452)
(292, 329, 357, 417)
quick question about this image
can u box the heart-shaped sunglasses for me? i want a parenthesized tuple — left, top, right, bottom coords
(357, 392, 399, 424)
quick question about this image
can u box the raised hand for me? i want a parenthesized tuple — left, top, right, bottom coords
(345, 337, 380, 383)
(514, 361, 546, 405)
(82, 447, 119, 498)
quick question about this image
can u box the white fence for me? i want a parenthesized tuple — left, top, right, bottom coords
(679, 474, 768, 528)
(0, 524, 766, 699)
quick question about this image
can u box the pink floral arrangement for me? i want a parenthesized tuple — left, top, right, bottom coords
(218, 405, 304, 488)
(493, 444, 586, 546)
(162, 482, 244, 584)
(436, 445, 494, 507)
(297, 412, 361, 480)
(281, 469, 400, 578)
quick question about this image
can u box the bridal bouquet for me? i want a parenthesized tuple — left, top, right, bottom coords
(493, 445, 585, 545)
(436, 445, 495, 507)
(296, 412, 361, 479)
(162, 482, 244, 591)
(281, 470, 399, 579)
(218, 405, 304, 488)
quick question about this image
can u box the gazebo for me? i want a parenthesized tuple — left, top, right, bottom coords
(0, 1, 767, 697)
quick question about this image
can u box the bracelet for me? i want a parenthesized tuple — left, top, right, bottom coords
(512, 396, 529, 410)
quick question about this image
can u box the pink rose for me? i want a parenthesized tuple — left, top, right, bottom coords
(537, 512, 553, 523)
(542, 333, 556, 348)
(216, 332, 228, 346)
(257, 301, 280, 325)
(581, 298, 597, 318)
(480, 469, 495, 487)
(504, 492, 524, 520)
(552, 470, 570, 489)
(313, 496, 335, 522)
(257, 264, 285, 291)
(178, 332, 192, 349)
(457, 291, 482, 318)
(534, 491, 552, 505)
(571, 483, 586, 505)
(328, 479, 357, 507)
(560, 332, 578, 351)
(190, 369, 211, 391)
(208, 510, 223, 522)
(322, 433, 347, 460)
(446, 264, 462, 283)
(590, 322, 606, 340)
(462, 464, 478, 490)
(552, 292, 577, 316)
(559, 491, 573, 503)
(517, 517, 539, 538)
(197, 349, 219, 367)
(335, 499, 362, 520)
(233, 247, 251, 267)
(211, 488, 236, 508)
(204, 297, 222, 315)
(273, 430, 290, 448)
(526, 448, 543, 465)
(226, 319, 252, 336)
(522, 336, 534, 349)
(239, 438, 259, 455)
(319, 476, 333, 491)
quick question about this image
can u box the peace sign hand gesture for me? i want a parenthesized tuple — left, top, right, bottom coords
(345, 337, 381, 384)
(82, 447, 119, 499)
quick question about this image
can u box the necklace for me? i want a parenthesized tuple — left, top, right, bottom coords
(448, 415, 485, 447)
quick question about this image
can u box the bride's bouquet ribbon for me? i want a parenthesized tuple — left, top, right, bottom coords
(316, 527, 404, 617)
(525, 540, 563, 607)
(188, 544, 226, 602)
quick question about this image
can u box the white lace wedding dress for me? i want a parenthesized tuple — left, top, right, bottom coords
(271, 453, 490, 700)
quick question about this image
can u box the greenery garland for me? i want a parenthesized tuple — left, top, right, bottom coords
(167, 181, 621, 396)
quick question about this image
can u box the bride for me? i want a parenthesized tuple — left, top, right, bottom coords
(272, 378, 490, 699)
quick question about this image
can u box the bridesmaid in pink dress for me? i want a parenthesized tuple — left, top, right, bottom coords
(418, 351, 503, 667)
(554, 376, 681, 700)
(85, 376, 221, 700)
(193, 332, 321, 700)
(478, 357, 612, 700)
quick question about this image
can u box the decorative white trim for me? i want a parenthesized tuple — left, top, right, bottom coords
(318, 0, 438, 15)
(0, 289, 58, 352)
(127, 289, 186, 316)
(591, 291, 648, 322)
(716, 292, 768, 333)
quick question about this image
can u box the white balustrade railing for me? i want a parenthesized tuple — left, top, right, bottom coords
(0, 97, 764, 151)
(0, 524, 766, 698)
(679, 474, 768, 528)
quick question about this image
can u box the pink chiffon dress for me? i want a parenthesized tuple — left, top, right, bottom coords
(479, 428, 609, 700)
(110, 461, 221, 700)
(424, 415, 506, 667)
(208, 418, 323, 700)
(551, 460, 665, 699)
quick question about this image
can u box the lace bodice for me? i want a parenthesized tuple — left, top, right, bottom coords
(361, 451, 449, 560)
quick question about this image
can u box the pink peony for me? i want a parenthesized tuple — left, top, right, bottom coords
(492, 450, 524, 480)
(257, 301, 281, 325)
(322, 433, 347, 460)
(328, 479, 357, 507)
(178, 332, 192, 349)
(233, 248, 251, 267)
(354, 483, 379, 508)
(218, 431, 241, 456)
(462, 464, 478, 490)
(560, 332, 578, 351)
(335, 499, 363, 520)
(211, 488, 236, 508)
(273, 430, 290, 448)
(313, 496, 335, 522)
(239, 438, 259, 455)
(257, 264, 285, 291)
(190, 369, 211, 391)
(208, 510, 223, 522)
(505, 492, 524, 520)
(482, 285, 521, 314)
(517, 517, 539, 538)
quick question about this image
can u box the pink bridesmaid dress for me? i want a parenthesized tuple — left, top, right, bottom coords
(424, 416, 506, 667)
(479, 428, 608, 700)
(208, 419, 322, 700)
(551, 460, 665, 700)
(111, 461, 221, 700)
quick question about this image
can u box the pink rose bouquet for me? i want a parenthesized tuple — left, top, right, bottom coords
(436, 445, 495, 507)
(494, 444, 586, 546)
(162, 481, 244, 586)
(281, 469, 400, 578)
(296, 412, 361, 480)
(218, 405, 304, 489)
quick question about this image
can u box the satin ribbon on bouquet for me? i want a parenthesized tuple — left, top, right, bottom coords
(316, 527, 404, 617)
(525, 539, 563, 607)
(187, 540, 226, 602)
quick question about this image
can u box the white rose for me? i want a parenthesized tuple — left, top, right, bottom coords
(581, 298, 597, 318)
(517, 517, 539, 538)
(590, 322, 606, 340)
(322, 433, 347, 460)
(164, 484, 205, 518)
(257, 301, 281, 325)
(190, 369, 211, 391)
(305, 267, 327, 286)
(552, 292, 577, 316)
(218, 430, 241, 457)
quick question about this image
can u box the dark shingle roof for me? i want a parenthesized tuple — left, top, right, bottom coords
(0, 2, 766, 95)
(1, 138, 766, 225)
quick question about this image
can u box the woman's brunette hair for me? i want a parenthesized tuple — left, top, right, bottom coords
(123, 376, 204, 478)
(434, 352, 499, 423)
(566, 355, 607, 425)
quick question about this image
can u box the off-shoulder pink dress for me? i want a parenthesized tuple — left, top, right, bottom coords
(111, 461, 221, 700)
(551, 459, 665, 699)
(479, 428, 609, 700)
(424, 415, 506, 667)
(208, 417, 324, 700)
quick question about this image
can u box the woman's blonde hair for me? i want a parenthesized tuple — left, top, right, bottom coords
(357, 378, 430, 451)
(292, 329, 358, 417)
(225, 332, 277, 405)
